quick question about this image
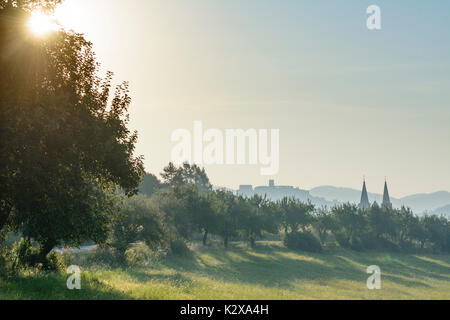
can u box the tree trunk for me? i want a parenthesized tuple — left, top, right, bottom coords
(0, 206, 11, 233)
(224, 236, 228, 248)
(40, 239, 57, 259)
(250, 237, 255, 248)
(202, 229, 208, 246)
(0, 216, 7, 233)
(320, 236, 325, 246)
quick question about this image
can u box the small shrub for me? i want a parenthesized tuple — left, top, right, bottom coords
(359, 233, 379, 250)
(169, 239, 191, 256)
(349, 234, 401, 252)
(87, 245, 123, 267)
(0, 246, 15, 278)
(376, 237, 400, 252)
(44, 252, 67, 271)
(10, 238, 68, 271)
(398, 239, 417, 253)
(349, 237, 365, 252)
(334, 233, 351, 249)
(125, 242, 165, 267)
(283, 231, 322, 253)
(12, 238, 41, 269)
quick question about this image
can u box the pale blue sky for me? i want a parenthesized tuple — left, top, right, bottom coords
(54, 0, 450, 196)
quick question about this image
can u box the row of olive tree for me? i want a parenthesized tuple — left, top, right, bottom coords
(315, 203, 450, 253)
(113, 163, 450, 256)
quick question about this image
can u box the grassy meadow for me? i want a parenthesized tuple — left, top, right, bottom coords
(1, 241, 449, 300)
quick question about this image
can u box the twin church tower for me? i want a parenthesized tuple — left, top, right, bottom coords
(359, 180, 391, 209)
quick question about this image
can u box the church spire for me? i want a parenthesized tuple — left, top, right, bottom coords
(359, 179, 370, 209)
(382, 179, 391, 207)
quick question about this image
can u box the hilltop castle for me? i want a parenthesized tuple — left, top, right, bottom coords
(359, 179, 391, 209)
(238, 180, 310, 202)
(237, 180, 334, 207)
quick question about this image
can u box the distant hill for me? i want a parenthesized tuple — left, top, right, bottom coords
(309, 186, 450, 214)
(399, 191, 450, 214)
(236, 184, 337, 208)
(309, 186, 391, 204)
(430, 204, 450, 217)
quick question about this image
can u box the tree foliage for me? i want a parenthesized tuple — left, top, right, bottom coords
(110, 196, 167, 259)
(161, 162, 212, 192)
(0, 2, 144, 256)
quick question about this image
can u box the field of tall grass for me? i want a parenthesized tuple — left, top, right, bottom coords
(1, 241, 449, 300)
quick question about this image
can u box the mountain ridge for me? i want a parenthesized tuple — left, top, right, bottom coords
(309, 186, 450, 215)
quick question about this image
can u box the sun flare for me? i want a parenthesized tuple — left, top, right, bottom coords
(28, 11, 58, 36)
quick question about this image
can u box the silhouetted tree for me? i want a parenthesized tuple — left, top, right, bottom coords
(331, 203, 367, 248)
(0, 2, 144, 259)
(313, 207, 334, 245)
(278, 198, 314, 234)
(423, 215, 449, 252)
(213, 190, 240, 248)
(110, 196, 167, 260)
(368, 203, 397, 240)
(161, 162, 212, 192)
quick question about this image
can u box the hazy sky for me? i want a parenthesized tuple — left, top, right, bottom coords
(53, 0, 450, 197)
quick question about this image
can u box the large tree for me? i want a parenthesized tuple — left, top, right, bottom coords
(313, 207, 335, 245)
(0, 1, 144, 256)
(331, 203, 367, 246)
(278, 197, 314, 234)
(239, 195, 279, 248)
(161, 162, 212, 193)
(213, 190, 240, 248)
(110, 195, 167, 260)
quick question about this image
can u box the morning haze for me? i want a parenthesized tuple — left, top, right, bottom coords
(56, 0, 450, 197)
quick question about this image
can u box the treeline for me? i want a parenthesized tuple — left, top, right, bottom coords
(2, 163, 450, 273)
(108, 163, 450, 258)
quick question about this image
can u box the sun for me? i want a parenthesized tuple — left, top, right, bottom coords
(28, 11, 58, 36)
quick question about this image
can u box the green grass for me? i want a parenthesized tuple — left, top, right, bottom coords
(1, 241, 450, 300)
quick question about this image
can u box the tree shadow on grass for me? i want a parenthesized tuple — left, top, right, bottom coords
(154, 242, 447, 291)
(333, 250, 450, 285)
(400, 254, 450, 278)
(87, 242, 450, 298)
(153, 243, 361, 289)
(124, 269, 194, 289)
(0, 272, 131, 300)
